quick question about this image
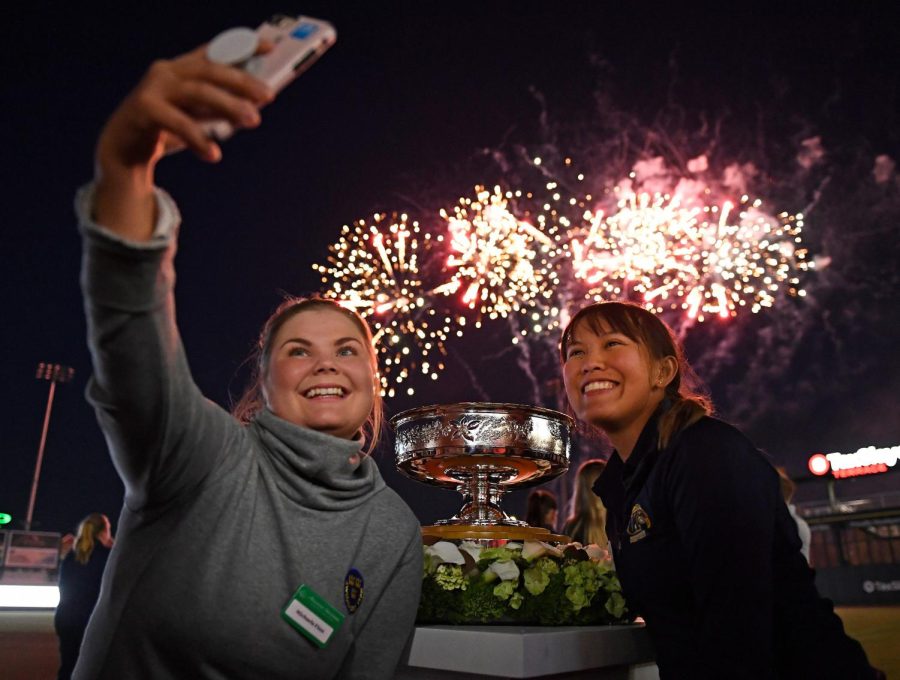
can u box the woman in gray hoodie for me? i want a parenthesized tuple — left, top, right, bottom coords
(74, 37, 422, 680)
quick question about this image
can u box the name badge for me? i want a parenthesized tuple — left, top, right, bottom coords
(282, 584, 345, 648)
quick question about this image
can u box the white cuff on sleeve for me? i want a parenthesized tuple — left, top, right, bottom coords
(75, 182, 181, 248)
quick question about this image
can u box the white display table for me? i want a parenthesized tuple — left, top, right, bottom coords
(397, 623, 658, 679)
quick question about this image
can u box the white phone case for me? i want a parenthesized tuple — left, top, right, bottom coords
(204, 15, 337, 141)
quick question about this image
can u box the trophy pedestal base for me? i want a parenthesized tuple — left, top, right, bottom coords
(399, 624, 658, 679)
(421, 523, 571, 544)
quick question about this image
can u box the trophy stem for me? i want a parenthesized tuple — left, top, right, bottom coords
(435, 465, 527, 527)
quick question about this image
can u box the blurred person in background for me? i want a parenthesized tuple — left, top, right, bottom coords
(525, 489, 559, 532)
(562, 459, 609, 549)
(58, 532, 75, 560)
(55, 513, 114, 680)
(777, 466, 812, 562)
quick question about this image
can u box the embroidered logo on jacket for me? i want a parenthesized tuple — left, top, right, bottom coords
(344, 568, 364, 613)
(627, 504, 652, 543)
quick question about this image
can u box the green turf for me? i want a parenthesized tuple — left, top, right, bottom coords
(836, 606, 900, 679)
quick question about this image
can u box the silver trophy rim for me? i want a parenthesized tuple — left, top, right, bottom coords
(390, 401, 575, 429)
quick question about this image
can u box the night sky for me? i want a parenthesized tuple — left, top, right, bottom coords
(2, 2, 898, 536)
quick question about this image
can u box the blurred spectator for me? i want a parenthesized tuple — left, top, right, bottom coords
(777, 467, 812, 561)
(525, 489, 558, 532)
(562, 459, 609, 548)
(58, 533, 75, 560)
(54, 513, 114, 680)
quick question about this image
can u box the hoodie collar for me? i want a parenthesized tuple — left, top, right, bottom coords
(251, 408, 385, 510)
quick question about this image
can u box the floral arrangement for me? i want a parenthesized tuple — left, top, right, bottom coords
(418, 539, 628, 626)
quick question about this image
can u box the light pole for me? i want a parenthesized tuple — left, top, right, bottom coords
(25, 362, 74, 531)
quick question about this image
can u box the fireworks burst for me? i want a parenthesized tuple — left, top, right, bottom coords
(569, 189, 700, 305)
(312, 157, 815, 398)
(673, 197, 810, 321)
(511, 159, 596, 340)
(563, 168, 811, 323)
(312, 213, 462, 397)
(435, 185, 561, 322)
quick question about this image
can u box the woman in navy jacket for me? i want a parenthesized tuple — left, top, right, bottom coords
(559, 301, 879, 679)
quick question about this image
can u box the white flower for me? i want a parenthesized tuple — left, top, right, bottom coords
(522, 540, 563, 561)
(583, 544, 610, 561)
(487, 559, 520, 581)
(425, 541, 466, 569)
(458, 541, 482, 562)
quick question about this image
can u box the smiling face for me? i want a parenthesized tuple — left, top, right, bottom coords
(263, 308, 376, 440)
(562, 315, 675, 456)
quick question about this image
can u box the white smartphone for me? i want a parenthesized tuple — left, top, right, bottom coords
(204, 14, 337, 140)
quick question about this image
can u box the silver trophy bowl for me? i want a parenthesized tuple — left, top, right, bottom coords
(392, 402, 573, 535)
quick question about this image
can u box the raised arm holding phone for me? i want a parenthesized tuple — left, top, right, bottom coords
(75, 17, 422, 680)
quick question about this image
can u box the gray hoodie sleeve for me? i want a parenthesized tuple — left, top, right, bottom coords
(77, 183, 243, 512)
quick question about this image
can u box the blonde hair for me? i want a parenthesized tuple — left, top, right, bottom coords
(559, 301, 713, 449)
(73, 513, 108, 565)
(232, 297, 384, 455)
(564, 459, 609, 547)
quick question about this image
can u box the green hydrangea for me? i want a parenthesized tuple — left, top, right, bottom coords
(509, 591, 524, 610)
(492, 579, 516, 600)
(523, 557, 560, 596)
(563, 560, 603, 612)
(605, 590, 626, 618)
(478, 546, 521, 563)
(435, 564, 467, 591)
(418, 540, 630, 625)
